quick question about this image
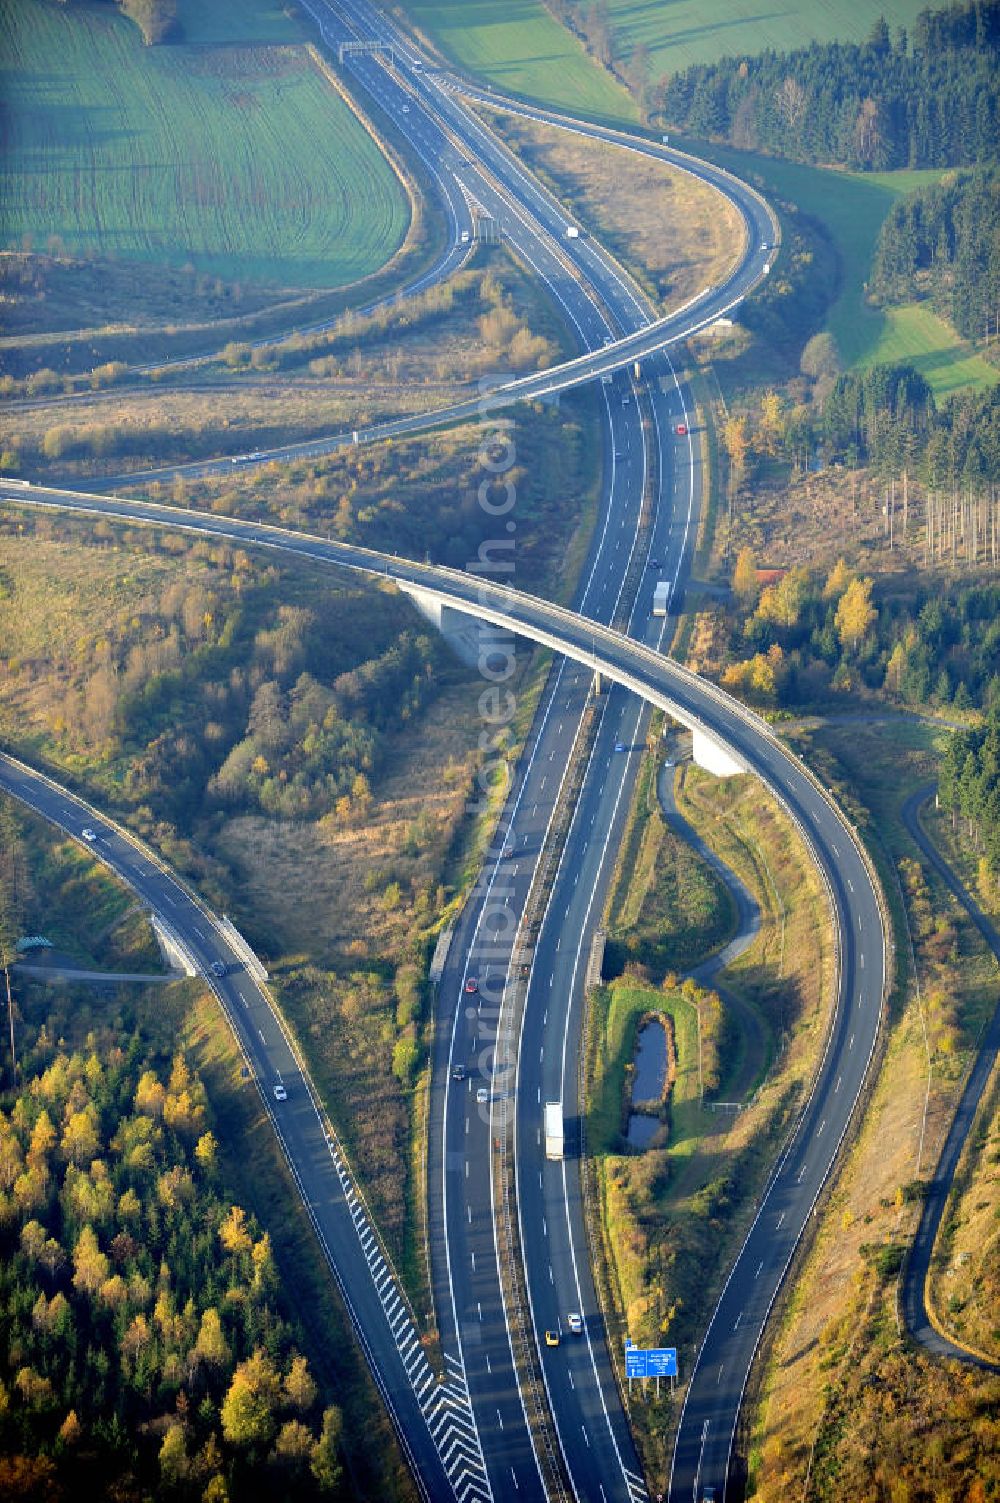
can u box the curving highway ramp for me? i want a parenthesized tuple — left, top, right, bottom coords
(0, 479, 888, 1499)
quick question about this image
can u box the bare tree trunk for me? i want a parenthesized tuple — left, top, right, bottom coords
(4, 965, 15, 1085)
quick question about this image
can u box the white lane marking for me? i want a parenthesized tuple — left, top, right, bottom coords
(717, 1365, 725, 1385)
(860, 953, 865, 969)
(849, 1033, 855, 1049)
(257, 1029, 266, 1044)
(816, 1120, 826, 1138)
(733, 1311, 742, 1330)
(835, 1075, 842, 1094)
(497, 1409, 504, 1430)
(777, 1212, 785, 1228)
(847, 878, 854, 892)
(239, 992, 248, 1007)
(754, 1261, 763, 1279)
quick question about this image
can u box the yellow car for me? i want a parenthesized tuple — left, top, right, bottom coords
(544, 1330, 560, 1348)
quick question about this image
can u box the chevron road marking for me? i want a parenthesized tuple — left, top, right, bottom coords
(328, 1151, 492, 1501)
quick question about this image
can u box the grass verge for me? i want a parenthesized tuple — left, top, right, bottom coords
(583, 740, 833, 1490)
(480, 107, 744, 312)
(746, 715, 1000, 1497)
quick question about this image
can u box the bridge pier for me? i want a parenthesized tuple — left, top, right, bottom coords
(397, 581, 507, 671)
(691, 726, 746, 778)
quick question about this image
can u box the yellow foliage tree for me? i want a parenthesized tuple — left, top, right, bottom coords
(757, 389, 785, 455)
(219, 1205, 253, 1256)
(835, 576, 876, 649)
(732, 545, 759, 602)
(822, 556, 853, 599)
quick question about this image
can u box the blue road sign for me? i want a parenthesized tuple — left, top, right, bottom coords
(647, 1347, 678, 1377)
(625, 1347, 648, 1380)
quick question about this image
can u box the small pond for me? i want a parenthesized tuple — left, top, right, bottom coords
(626, 1017, 667, 1148)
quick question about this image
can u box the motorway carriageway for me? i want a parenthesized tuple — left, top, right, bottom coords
(92, 29, 774, 492)
(0, 475, 887, 1503)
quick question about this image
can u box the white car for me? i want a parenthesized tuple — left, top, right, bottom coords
(476, 1087, 489, 1105)
(81, 828, 97, 842)
(565, 225, 580, 239)
(273, 1083, 288, 1102)
(567, 1312, 583, 1334)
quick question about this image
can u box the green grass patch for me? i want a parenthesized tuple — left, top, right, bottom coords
(589, 0, 932, 81)
(5, 795, 162, 972)
(1, 0, 410, 287)
(401, 0, 636, 122)
(861, 301, 999, 396)
(672, 139, 942, 363)
(588, 979, 702, 1159)
(674, 139, 993, 395)
(605, 756, 734, 980)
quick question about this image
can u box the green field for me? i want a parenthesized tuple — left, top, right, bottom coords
(580, 0, 934, 81)
(863, 302, 999, 395)
(401, 0, 635, 122)
(673, 138, 995, 393)
(1, 0, 410, 287)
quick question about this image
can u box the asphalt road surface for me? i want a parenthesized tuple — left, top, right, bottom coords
(0, 477, 888, 1502)
(0, 10, 892, 1497)
(0, 752, 494, 1502)
(899, 787, 1000, 1375)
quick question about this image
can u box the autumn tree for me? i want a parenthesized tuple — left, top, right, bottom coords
(732, 545, 759, 603)
(835, 576, 877, 649)
(757, 389, 785, 456)
(310, 1405, 344, 1493)
(220, 1349, 282, 1447)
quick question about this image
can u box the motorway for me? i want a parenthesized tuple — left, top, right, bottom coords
(91, 17, 774, 490)
(0, 474, 887, 1501)
(0, 8, 889, 1499)
(0, 749, 489, 1502)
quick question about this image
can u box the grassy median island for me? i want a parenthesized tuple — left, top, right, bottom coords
(585, 736, 833, 1490)
(480, 107, 745, 312)
(1, 0, 409, 289)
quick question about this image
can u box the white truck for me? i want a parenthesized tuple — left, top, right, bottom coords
(652, 581, 671, 617)
(544, 1101, 564, 1161)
